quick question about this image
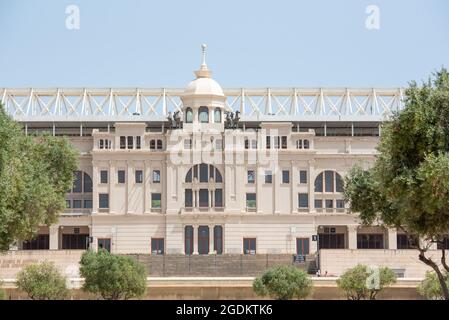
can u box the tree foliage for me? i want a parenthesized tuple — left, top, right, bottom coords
(253, 265, 313, 300)
(344, 68, 449, 299)
(417, 271, 449, 300)
(79, 250, 147, 300)
(336, 264, 396, 300)
(0, 103, 78, 250)
(0, 281, 6, 300)
(16, 261, 69, 300)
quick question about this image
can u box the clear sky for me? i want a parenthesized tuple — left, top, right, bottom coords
(1, 0, 448, 88)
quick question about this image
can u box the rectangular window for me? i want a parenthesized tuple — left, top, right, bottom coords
(244, 139, 249, 149)
(357, 234, 384, 249)
(397, 234, 419, 249)
(150, 140, 156, 150)
(151, 193, 161, 208)
(84, 172, 92, 192)
(73, 199, 82, 209)
(117, 170, 126, 184)
(152, 170, 161, 183)
(336, 199, 345, 209)
(22, 234, 49, 250)
(281, 136, 287, 149)
(99, 194, 109, 209)
(199, 189, 209, 208)
(120, 136, 126, 149)
(62, 234, 89, 250)
(151, 238, 164, 255)
(214, 226, 223, 255)
(199, 163, 208, 183)
(136, 136, 141, 149)
(325, 199, 334, 209)
(325, 171, 334, 192)
(266, 136, 271, 149)
(98, 238, 111, 252)
(299, 170, 307, 184)
(84, 199, 92, 209)
(214, 189, 223, 207)
(318, 233, 345, 249)
(73, 171, 82, 193)
(282, 170, 290, 183)
(265, 170, 272, 184)
(243, 238, 256, 255)
(185, 189, 193, 207)
(314, 199, 323, 208)
(185, 226, 194, 255)
(157, 139, 163, 150)
(336, 174, 344, 192)
(127, 136, 133, 149)
(296, 238, 310, 255)
(246, 193, 256, 209)
(135, 170, 143, 183)
(99, 139, 104, 149)
(247, 170, 255, 184)
(100, 170, 108, 184)
(298, 193, 309, 208)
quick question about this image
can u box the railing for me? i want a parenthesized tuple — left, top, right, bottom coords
(63, 208, 91, 216)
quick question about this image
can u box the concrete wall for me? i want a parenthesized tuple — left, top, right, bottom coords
(319, 249, 442, 278)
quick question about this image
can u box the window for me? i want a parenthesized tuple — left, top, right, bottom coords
(357, 234, 384, 249)
(152, 170, 161, 183)
(300, 170, 307, 184)
(325, 199, 333, 208)
(200, 163, 208, 182)
(83, 172, 93, 192)
(22, 234, 49, 250)
(247, 170, 255, 184)
(199, 106, 209, 123)
(127, 136, 133, 149)
(246, 193, 256, 209)
(184, 139, 192, 149)
(244, 139, 249, 149)
(120, 136, 126, 149)
(215, 139, 223, 150)
(214, 226, 223, 254)
(266, 136, 271, 149)
(296, 238, 310, 255)
(135, 170, 143, 183)
(318, 232, 345, 249)
(243, 238, 256, 254)
(150, 140, 156, 150)
(73, 199, 82, 209)
(282, 170, 290, 183)
(325, 171, 334, 192)
(151, 238, 164, 255)
(198, 226, 210, 254)
(265, 171, 272, 184)
(136, 136, 141, 149)
(185, 189, 193, 207)
(214, 189, 223, 207)
(99, 194, 109, 209)
(62, 233, 89, 250)
(100, 170, 108, 184)
(303, 139, 310, 149)
(149, 139, 162, 150)
(336, 174, 344, 192)
(298, 193, 309, 208)
(336, 199, 345, 209)
(437, 237, 449, 250)
(214, 108, 221, 123)
(296, 140, 302, 149)
(185, 226, 194, 255)
(151, 193, 161, 208)
(397, 234, 419, 249)
(314, 199, 322, 208)
(73, 171, 82, 193)
(157, 139, 163, 150)
(281, 136, 287, 149)
(84, 199, 92, 209)
(199, 189, 209, 207)
(185, 107, 193, 123)
(99, 139, 104, 149)
(118, 170, 126, 184)
(98, 238, 111, 252)
(314, 171, 344, 193)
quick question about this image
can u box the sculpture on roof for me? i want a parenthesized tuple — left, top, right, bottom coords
(224, 110, 240, 129)
(167, 110, 182, 129)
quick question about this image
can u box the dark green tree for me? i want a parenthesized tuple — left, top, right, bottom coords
(0, 103, 78, 250)
(344, 68, 449, 299)
(418, 271, 449, 300)
(79, 250, 147, 300)
(253, 265, 313, 300)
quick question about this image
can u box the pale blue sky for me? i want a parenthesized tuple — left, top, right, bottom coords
(0, 0, 448, 88)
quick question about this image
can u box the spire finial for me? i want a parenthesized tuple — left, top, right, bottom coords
(201, 43, 207, 69)
(195, 43, 212, 78)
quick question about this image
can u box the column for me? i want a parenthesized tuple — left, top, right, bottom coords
(209, 225, 214, 254)
(348, 225, 358, 249)
(193, 225, 199, 255)
(388, 228, 397, 249)
(49, 225, 59, 250)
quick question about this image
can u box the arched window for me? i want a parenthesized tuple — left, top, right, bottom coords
(199, 106, 209, 123)
(214, 108, 221, 123)
(314, 170, 345, 211)
(185, 108, 193, 123)
(66, 171, 93, 211)
(184, 163, 224, 209)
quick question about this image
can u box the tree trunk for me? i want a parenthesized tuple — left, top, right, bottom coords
(418, 249, 449, 300)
